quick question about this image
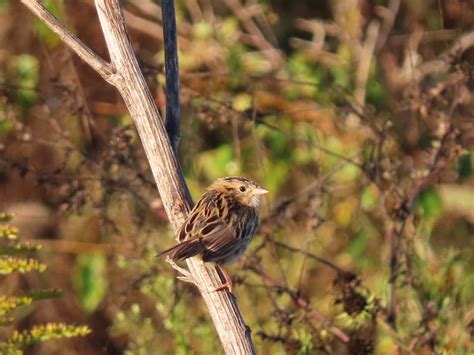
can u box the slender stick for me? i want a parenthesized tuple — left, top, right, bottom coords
(21, 1, 256, 353)
(20, 0, 114, 83)
(162, 0, 181, 154)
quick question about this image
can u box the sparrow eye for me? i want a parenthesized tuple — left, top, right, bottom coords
(239, 186, 246, 192)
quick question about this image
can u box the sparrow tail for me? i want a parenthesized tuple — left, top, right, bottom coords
(157, 239, 206, 261)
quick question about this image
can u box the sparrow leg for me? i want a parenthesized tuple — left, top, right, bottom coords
(212, 264, 233, 294)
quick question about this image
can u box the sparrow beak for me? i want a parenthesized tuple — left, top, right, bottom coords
(253, 187, 269, 195)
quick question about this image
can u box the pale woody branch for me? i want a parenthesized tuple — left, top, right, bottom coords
(20, 0, 115, 83)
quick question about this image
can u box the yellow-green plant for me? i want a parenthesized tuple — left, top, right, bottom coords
(0, 213, 90, 354)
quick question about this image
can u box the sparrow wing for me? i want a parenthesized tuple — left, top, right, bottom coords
(183, 212, 241, 263)
(175, 191, 249, 263)
(199, 221, 240, 263)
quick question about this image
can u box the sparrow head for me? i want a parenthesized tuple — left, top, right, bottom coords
(209, 176, 268, 207)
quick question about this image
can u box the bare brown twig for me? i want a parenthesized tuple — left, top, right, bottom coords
(247, 264, 350, 344)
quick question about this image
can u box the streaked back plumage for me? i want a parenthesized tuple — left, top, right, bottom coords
(158, 177, 266, 264)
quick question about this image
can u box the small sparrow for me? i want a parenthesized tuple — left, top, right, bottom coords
(158, 177, 268, 292)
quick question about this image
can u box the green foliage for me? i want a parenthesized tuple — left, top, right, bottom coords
(12, 54, 39, 108)
(457, 152, 473, 180)
(0, 241, 42, 255)
(334, 294, 378, 332)
(295, 330, 314, 355)
(0, 218, 43, 268)
(286, 55, 320, 100)
(365, 65, 387, 109)
(0, 214, 90, 353)
(74, 253, 107, 313)
(33, 0, 63, 47)
(112, 304, 160, 355)
(0, 0, 10, 11)
(0, 323, 91, 354)
(0, 295, 33, 316)
(22, 289, 64, 301)
(226, 44, 248, 89)
(111, 271, 221, 354)
(194, 144, 238, 180)
(0, 119, 14, 134)
(0, 257, 46, 275)
(416, 187, 443, 219)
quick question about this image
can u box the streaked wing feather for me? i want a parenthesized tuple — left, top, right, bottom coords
(195, 215, 241, 262)
(201, 224, 238, 262)
(176, 190, 256, 263)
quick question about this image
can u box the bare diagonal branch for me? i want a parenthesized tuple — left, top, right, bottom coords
(21, 0, 115, 84)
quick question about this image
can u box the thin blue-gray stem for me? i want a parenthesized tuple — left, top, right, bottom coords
(162, 0, 180, 154)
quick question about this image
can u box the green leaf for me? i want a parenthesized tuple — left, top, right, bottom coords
(347, 230, 369, 259)
(21, 289, 63, 302)
(0, 120, 14, 133)
(226, 44, 246, 88)
(366, 69, 387, 108)
(33, 0, 64, 47)
(226, 44, 245, 73)
(361, 185, 378, 211)
(0, 241, 42, 255)
(14, 54, 39, 107)
(458, 152, 473, 180)
(75, 253, 107, 313)
(194, 144, 236, 180)
(0, 323, 90, 352)
(416, 187, 443, 219)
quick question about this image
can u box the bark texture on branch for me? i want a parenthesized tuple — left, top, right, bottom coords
(21, 0, 256, 353)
